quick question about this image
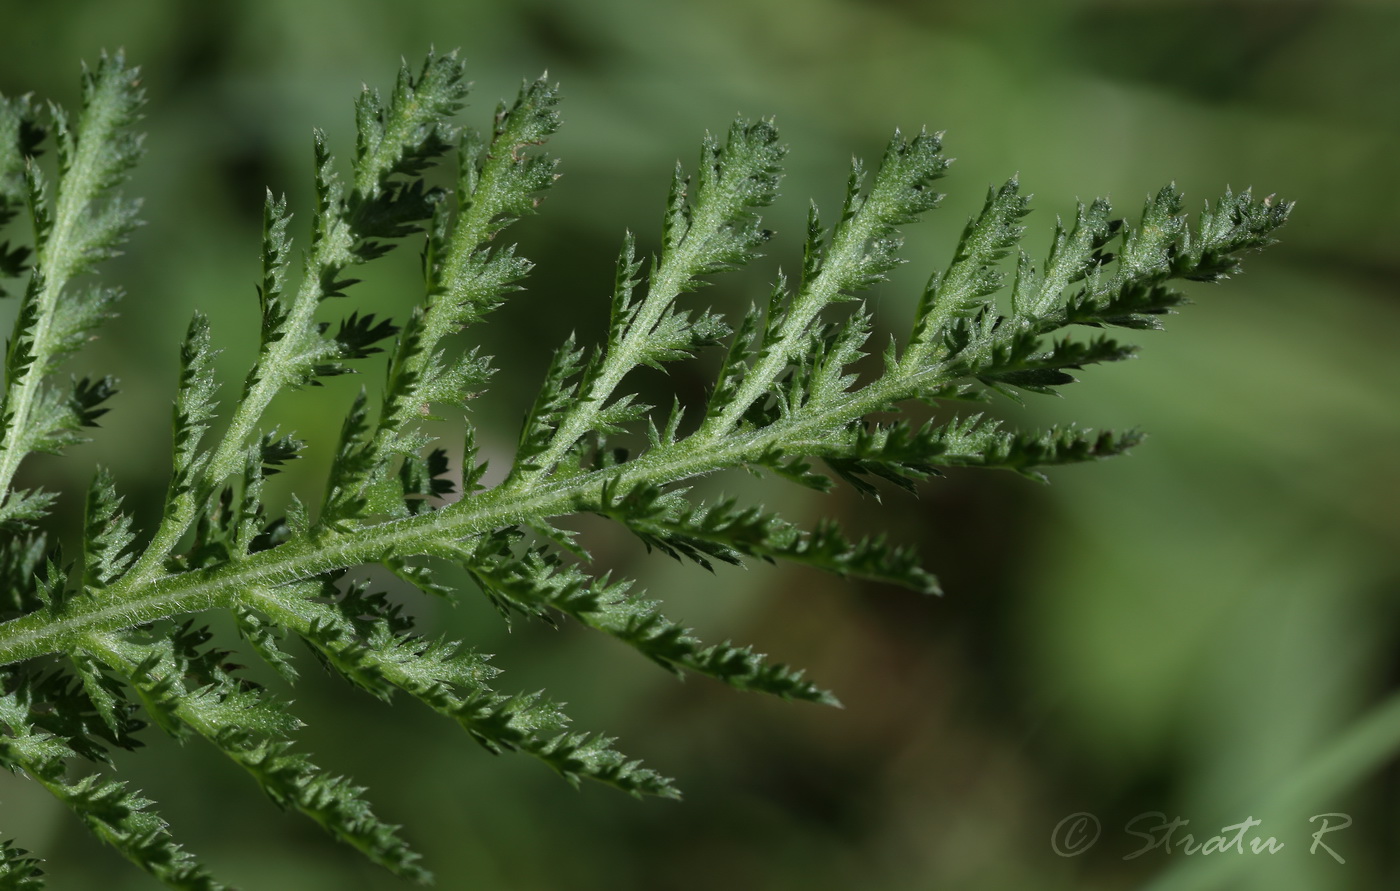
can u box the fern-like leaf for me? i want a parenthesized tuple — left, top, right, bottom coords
(0, 52, 1290, 887)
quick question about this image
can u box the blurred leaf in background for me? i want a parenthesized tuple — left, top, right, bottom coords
(0, 0, 1395, 889)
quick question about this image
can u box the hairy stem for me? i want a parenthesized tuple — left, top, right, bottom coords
(0, 64, 136, 511)
(0, 364, 924, 667)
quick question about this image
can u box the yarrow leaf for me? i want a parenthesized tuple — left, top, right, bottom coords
(0, 51, 1290, 888)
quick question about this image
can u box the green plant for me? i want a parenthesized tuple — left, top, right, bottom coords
(0, 51, 1288, 888)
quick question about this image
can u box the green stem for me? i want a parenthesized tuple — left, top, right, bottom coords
(123, 206, 345, 588)
(0, 73, 132, 509)
(703, 208, 878, 436)
(0, 361, 929, 668)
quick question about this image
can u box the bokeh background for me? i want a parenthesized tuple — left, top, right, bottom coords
(1, 1, 1398, 889)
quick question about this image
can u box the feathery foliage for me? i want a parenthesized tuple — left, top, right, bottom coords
(0, 51, 1289, 887)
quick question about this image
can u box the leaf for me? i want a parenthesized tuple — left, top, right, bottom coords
(911, 177, 1029, 351)
(451, 534, 841, 705)
(0, 837, 45, 890)
(247, 582, 676, 798)
(83, 628, 431, 883)
(0, 689, 221, 890)
(600, 484, 940, 594)
(81, 468, 134, 589)
(0, 50, 1292, 888)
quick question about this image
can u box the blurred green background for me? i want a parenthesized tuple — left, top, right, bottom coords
(2, 0, 1398, 889)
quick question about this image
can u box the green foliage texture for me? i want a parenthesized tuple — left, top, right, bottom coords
(0, 52, 1288, 887)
